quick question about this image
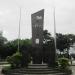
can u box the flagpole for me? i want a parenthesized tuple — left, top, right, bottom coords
(53, 0, 58, 61)
(18, 7, 21, 52)
(53, 7, 57, 60)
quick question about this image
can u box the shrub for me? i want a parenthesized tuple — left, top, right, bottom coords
(21, 54, 31, 67)
(6, 51, 31, 68)
(58, 57, 69, 69)
(6, 51, 22, 68)
(55, 61, 59, 67)
(1, 66, 11, 74)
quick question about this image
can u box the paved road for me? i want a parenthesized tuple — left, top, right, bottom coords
(0, 64, 10, 75)
(71, 66, 75, 75)
(0, 65, 4, 75)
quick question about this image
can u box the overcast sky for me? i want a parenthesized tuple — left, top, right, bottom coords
(0, 0, 75, 40)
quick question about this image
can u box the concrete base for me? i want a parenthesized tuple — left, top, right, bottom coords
(28, 64, 48, 68)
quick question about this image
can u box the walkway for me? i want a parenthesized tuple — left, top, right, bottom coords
(0, 64, 10, 75)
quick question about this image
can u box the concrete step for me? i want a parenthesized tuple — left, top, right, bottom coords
(28, 64, 48, 68)
(2, 64, 68, 75)
(9, 68, 59, 71)
(4, 68, 67, 75)
(5, 72, 67, 75)
(9, 70, 59, 73)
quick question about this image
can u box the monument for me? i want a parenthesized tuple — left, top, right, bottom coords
(31, 9, 44, 64)
(31, 9, 55, 65)
(31, 9, 44, 48)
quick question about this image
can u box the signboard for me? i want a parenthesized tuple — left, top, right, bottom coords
(31, 9, 44, 47)
(35, 38, 39, 44)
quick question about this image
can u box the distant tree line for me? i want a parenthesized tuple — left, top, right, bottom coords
(0, 30, 75, 63)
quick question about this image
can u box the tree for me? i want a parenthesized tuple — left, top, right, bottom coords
(0, 31, 7, 59)
(43, 30, 55, 65)
(66, 34, 75, 46)
(56, 33, 75, 58)
(2, 39, 31, 59)
(4, 39, 32, 67)
(43, 30, 52, 44)
(0, 31, 7, 46)
(56, 34, 68, 54)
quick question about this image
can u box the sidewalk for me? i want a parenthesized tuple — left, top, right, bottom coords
(71, 66, 75, 75)
(69, 60, 75, 66)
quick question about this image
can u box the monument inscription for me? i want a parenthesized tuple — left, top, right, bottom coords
(31, 9, 44, 47)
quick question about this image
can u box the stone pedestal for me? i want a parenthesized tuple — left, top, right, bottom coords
(28, 64, 48, 68)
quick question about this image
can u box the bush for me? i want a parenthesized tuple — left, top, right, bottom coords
(58, 58, 72, 74)
(6, 51, 22, 68)
(58, 58, 69, 69)
(6, 51, 31, 68)
(21, 54, 31, 67)
(55, 61, 59, 67)
(1, 66, 11, 74)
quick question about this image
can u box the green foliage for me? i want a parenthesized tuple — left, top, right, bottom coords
(1, 66, 11, 74)
(58, 58, 72, 74)
(0, 31, 7, 59)
(58, 58, 69, 69)
(43, 30, 55, 64)
(55, 61, 59, 67)
(2, 39, 31, 59)
(6, 50, 31, 68)
(0, 31, 7, 46)
(56, 33, 70, 52)
(43, 30, 52, 44)
(6, 52, 22, 68)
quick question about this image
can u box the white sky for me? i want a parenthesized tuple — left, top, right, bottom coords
(0, 0, 75, 40)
